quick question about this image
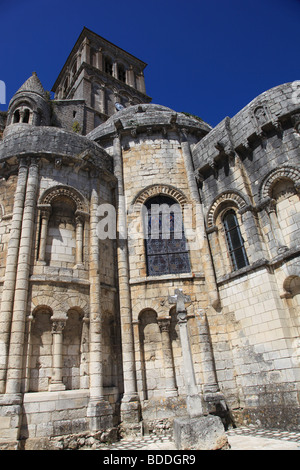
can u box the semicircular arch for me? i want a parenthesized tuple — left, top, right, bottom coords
(206, 190, 249, 228)
(132, 184, 189, 209)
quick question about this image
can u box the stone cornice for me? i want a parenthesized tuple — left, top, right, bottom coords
(0, 126, 114, 175)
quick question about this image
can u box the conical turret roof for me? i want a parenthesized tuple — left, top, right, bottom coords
(15, 72, 46, 98)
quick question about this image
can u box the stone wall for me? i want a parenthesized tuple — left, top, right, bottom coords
(91, 105, 221, 422)
(1, 66, 300, 447)
(191, 82, 300, 428)
(0, 121, 121, 446)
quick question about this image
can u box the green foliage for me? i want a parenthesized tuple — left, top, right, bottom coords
(181, 111, 203, 122)
(44, 90, 51, 102)
(72, 121, 81, 134)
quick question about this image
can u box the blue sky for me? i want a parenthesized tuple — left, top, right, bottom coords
(1, 0, 300, 126)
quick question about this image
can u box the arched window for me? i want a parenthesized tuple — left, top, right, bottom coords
(104, 57, 113, 76)
(143, 195, 190, 276)
(23, 108, 30, 123)
(271, 178, 300, 248)
(118, 64, 126, 83)
(45, 197, 77, 268)
(63, 77, 69, 94)
(38, 185, 87, 268)
(13, 110, 20, 123)
(223, 209, 249, 271)
(72, 60, 77, 77)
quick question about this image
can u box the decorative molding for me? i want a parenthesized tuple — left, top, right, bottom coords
(38, 184, 88, 212)
(206, 191, 248, 228)
(132, 184, 189, 208)
(260, 165, 300, 202)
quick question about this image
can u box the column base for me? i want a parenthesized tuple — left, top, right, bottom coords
(165, 388, 178, 397)
(74, 263, 85, 270)
(48, 382, 66, 392)
(186, 394, 205, 418)
(0, 393, 23, 448)
(87, 398, 113, 431)
(120, 394, 141, 424)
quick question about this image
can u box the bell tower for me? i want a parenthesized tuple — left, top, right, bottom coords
(51, 27, 152, 132)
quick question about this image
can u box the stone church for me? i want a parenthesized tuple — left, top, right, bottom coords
(0, 27, 299, 448)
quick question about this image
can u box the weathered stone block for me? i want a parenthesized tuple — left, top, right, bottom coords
(173, 415, 229, 450)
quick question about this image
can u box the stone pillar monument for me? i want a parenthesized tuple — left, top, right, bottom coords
(169, 288, 229, 450)
(168, 289, 203, 416)
(158, 317, 178, 397)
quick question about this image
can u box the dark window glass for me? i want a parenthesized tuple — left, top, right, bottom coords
(144, 196, 190, 276)
(13, 110, 20, 123)
(105, 58, 113, 75)
(223, 210, 249, 271)
(118, 66, 126, 83)
(23, 109, 30, 123)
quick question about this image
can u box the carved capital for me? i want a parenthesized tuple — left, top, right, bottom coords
(177, 311, 188, 324)
(158, 317, 171, 333)
(51, 319, 66, 333)
(265, 198, 277, 214)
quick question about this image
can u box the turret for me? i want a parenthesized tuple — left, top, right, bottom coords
(4, 72, 51, 137)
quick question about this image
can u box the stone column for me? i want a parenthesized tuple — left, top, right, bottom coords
(19, 109, 25, 123)
(6, 159, 39, 396)
(23, 314, 35, 393)
(180, 135, 220, 309)
(132, 320, 144, 399)
(158, 317, 178, 397)
(112, 61, 118, 79)
(266, 199, 288, 255)
(206, 226, 224, 277)
(197, 310, 219, 395)
(37, 206, 51, 263)
(126, 66, 135, 87)
(81, 37, 90, 64)
(87, 182, 113, 431)
(136, 72, 146, 94)
(80, 316, 90, 389)
(196, 309, 226, 412)
(113, 134, 140, 424)
(0, 158, 28, 394)
(99, 86, 106, 114)
(169, 289, 203, 417)
(75, 214, 84, 266)
(97, 48, 103, 71)
(49, 319, 66, 391)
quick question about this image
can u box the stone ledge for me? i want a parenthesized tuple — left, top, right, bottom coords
(129, 272, 205, 285)
(217, 247, 300, 286)
(30, 274, 90, 286)
(23, 389, 90, 404)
